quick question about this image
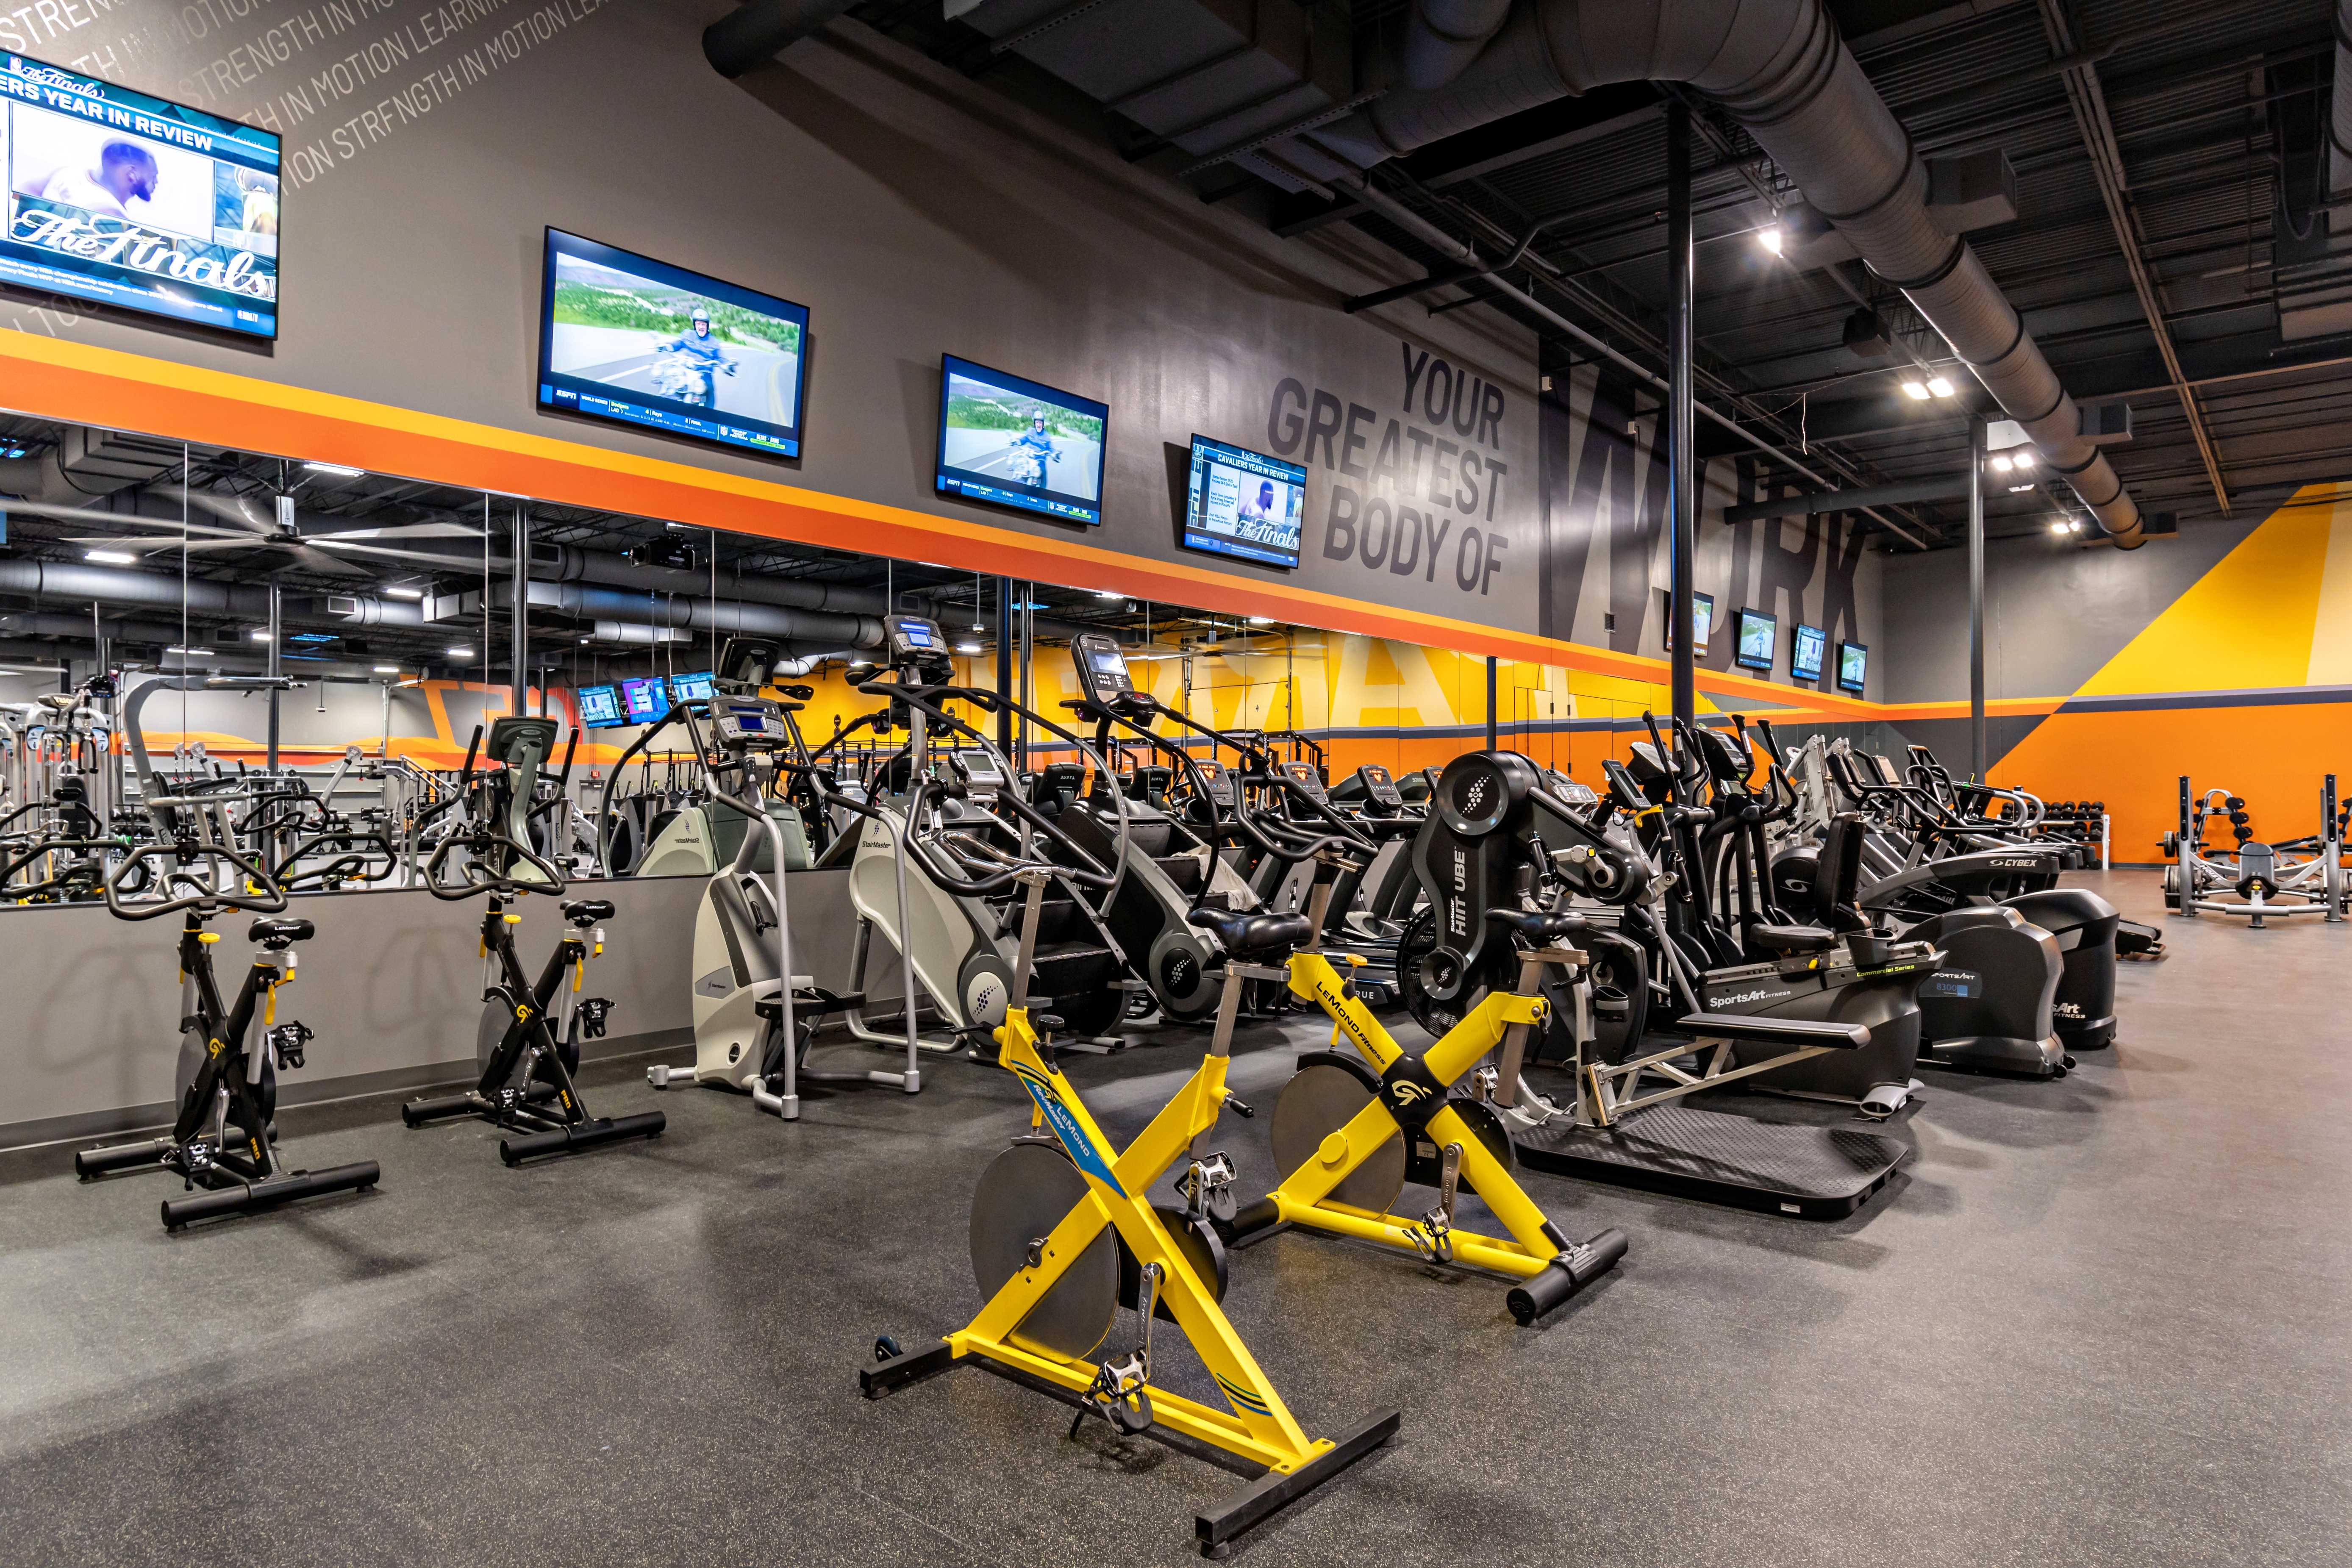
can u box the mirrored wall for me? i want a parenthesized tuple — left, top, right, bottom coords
(0, 406, 1636, 908)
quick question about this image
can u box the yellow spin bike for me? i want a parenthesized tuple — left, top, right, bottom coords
(859, 688, 1395, 1559)
(1222, 875, 1629, 1324)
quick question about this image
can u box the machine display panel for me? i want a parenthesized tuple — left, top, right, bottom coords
(577, 685, 625, 728)
(1837, 640, 1869, 694)
(1, 53, 281, 337)
(1791, 623, 1827, 681)
(537, 228, 808, 460)
(1735, 609, 1777, 672)
(1181, 435, 1305, 568)
(621, 675, 669, 722)
(934, 354, 1106, 525)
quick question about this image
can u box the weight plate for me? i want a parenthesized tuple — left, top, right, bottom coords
(969, 1141, 1118, 1361)
(1270, 1061, 1405, 1213)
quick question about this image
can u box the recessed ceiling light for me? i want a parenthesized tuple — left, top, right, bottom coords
(304, 461, 364, 477)
(83, 549, 136, 564)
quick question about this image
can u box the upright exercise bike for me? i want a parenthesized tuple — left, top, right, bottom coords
(75, 843, 381, 1229)
(400, 717, 665, 1164)
(862, 707, 1397, 1557)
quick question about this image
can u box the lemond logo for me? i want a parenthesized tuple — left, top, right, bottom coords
(1389, 1080, 1431, 1105)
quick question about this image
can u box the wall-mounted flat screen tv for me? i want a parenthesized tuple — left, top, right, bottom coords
(1662, 589, 1714, 655)
(577, 684, 625, 728)
(1791, 622, 1827, 682)
(1, 53, 280, 337)
(1735, 608, 1777, 672)
(935, 354, 1107, 526)
(538, 228, 808, 460)
(621, 675, 669, 723)
(670, 670, 713, 702)
(1837, 640, 1869, 694)
(1182, 435, 1305, 569)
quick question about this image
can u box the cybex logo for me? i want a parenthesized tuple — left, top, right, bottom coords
(1990, 857, 2039, 869)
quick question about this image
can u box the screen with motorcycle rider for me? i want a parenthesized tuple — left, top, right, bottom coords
(536, 228, 809, 460)
(934, 354, 1107, 526)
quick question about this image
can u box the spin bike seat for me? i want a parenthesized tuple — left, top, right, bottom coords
(1187, 907, 1314, 960)
(562, 899, 615, 925)
(1483, 908, 1587, 947)
(248, 917, 316, 948)
(1745, 921, 1838, 954)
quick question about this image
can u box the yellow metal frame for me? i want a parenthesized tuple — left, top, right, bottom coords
(942, 1006, 1334, 1474)
(1264, 951, 1564, 1280)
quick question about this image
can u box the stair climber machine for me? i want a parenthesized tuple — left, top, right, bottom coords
(400, 718, 665, 1164)
(1782, 738, 2120, 1055)
(634, 638, 905, 1117)
(1704, 721, 2068, 1081)
(842, 616, 1137, 1052)
(75, 843, 380, 1229)
(1391, 746, 1926, 1217)
(1323, 763, 1427, 942)
(2161, 776, 2348, 927)
(1055, 630, 1264, 1026)
(861, 800, 1399, 1559)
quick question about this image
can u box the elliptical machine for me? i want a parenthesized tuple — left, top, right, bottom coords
(400, 717, 664, 1164)
(74, 843, 381, 1229)
(1395, 749, 1923, 1216)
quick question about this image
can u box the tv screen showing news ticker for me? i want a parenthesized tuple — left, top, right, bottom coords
(1183, 436, 1305, 569)
(538, 228, 809, 461)
(1, 54, 280, 337)
(934, 354, 1106, 525)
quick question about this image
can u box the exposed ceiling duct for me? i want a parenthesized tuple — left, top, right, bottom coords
(502, 579, 886, 651)
(1405, 0, 1515, 92)
(1261, 0, 2145, 545)
(703, 0, 864, 77)
(862, 0, 1352, 191)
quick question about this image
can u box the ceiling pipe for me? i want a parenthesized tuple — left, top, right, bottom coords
(1404, 0, 1518, 90)
(1274, 0, 2145, 546)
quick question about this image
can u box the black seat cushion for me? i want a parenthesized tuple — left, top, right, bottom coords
(1746, 921, 1837, 953)
(563, 899, 615, 924)
(1483, 908, 1588, 946)
(248, 917, 316, 946)
(1187, 907, 1313, 959)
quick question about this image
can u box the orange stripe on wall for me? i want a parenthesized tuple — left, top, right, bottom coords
(0, 329, 1884, 719)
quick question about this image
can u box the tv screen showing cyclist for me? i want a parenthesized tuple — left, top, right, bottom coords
(933, 354, 1108, 526)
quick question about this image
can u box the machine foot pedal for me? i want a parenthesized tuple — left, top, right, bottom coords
(1514, 1103, 1909, 1219)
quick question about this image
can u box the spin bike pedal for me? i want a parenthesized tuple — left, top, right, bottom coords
(1405, 1141, 1464, 1265)
(266, 1021, 314, 1071)
(1174, 1151, 1239, 1224)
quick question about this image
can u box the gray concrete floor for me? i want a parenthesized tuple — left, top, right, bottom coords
(0, 870, 2344, 1566)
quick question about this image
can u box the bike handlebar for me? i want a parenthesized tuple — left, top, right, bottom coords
(104, 842, 287, 920)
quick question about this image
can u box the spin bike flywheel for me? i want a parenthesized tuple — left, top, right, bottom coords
(970, 1141, 1119, 1359)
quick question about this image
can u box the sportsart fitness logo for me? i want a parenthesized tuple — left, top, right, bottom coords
(1707, 987, 1790, 1007)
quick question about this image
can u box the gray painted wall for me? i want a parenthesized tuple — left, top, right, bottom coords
(0, 0, 1541, 631)
(1540, 366, 1885, 699)
(1880, 514, 2263, 703)
(0, 864, 901, 1146)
